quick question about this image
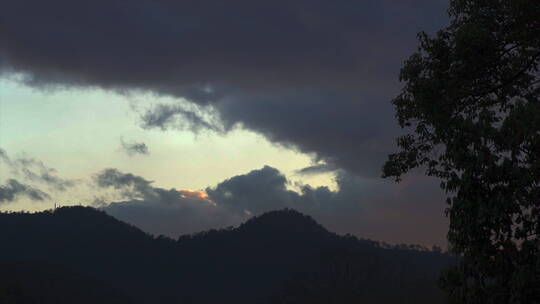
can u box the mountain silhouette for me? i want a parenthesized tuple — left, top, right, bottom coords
(0, 206, 451, 303)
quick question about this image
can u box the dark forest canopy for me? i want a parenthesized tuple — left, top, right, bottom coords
(0, 206, 451, 304)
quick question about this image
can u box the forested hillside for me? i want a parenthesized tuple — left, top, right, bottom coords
(0, 207, 451, 303)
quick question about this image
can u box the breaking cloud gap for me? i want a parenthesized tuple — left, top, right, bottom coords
(0, 0, 449, 176)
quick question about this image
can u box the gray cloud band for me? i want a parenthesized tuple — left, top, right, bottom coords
(97, 167, 447, 246)
(0, 179, 50, 203)
(0, 148, 76, 192)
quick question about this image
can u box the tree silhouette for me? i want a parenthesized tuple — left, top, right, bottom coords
(383, 1, 540, 303)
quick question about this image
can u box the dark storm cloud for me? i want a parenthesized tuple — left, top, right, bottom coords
(0, 179, 50, 203)
(206, 166, 298, 214)
(120, 138, 150, 156)
(0, 0, 449, 176)
(94, 168, 243, 236)
(97, 166, 447, 245)
(208, 166, 448, 245)
(0, 148, 76, 191)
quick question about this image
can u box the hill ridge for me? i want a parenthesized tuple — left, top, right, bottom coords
(0, 206, 451, 304)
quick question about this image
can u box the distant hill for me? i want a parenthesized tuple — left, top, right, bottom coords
(0, 206, 452, 303)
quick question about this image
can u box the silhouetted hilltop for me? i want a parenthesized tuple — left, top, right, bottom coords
(0, 206, 452, 304)
(0, 207, 168, 303)
(1, 206, 153, 246)
(239, 209, 329, 235)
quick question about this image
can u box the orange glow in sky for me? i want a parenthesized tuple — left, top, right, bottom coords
(179, 189, 214, 204)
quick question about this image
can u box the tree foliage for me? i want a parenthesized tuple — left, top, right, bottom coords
(383, 0, 540, 303)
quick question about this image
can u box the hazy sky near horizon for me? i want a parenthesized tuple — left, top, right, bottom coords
(0, 79, 333, 195)
(0, 0, 450, 246)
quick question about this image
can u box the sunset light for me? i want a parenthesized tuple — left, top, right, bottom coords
(179, 189, 214, 204)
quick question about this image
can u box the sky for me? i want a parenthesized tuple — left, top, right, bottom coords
(0, 0, 450, 246)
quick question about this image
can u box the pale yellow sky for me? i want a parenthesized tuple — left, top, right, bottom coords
(0, 79, 336, 212)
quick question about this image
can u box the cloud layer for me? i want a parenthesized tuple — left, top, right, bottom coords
(97, 167, 448, 246)
(0, 0, 449, 176)
(94, 168, 242, 236)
